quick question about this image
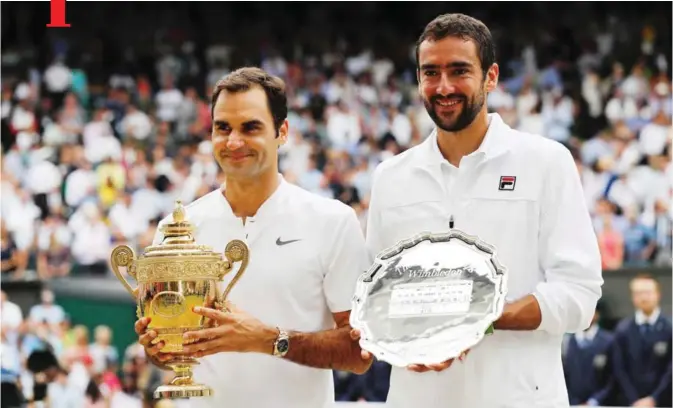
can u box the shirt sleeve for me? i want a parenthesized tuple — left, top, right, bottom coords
(322, 207, 371, 313)
(533, 144, 603, 335)
(364, 166, 385, 263)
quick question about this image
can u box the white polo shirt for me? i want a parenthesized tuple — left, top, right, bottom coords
(153, 176, 369, 408)
(366, 114, 603, 408)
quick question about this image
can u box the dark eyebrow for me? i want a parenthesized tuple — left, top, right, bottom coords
(420, 61, 474, 71)
(242, 120, 264, 127)
(213, 119, 264, 128)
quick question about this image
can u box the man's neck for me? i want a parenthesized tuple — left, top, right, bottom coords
(224, 169, 280, 219)
(436, 110, 489, 167)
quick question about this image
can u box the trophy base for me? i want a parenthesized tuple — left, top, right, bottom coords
(154, 383, 213, 399)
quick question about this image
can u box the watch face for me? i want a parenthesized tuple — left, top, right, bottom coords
(277, 339, 289, 354)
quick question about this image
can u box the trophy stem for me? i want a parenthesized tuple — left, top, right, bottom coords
(169, 363, 195, 386)
(153, 357, 213, 399)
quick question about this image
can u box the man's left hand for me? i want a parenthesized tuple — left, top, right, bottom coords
(176, 302, 276, 358)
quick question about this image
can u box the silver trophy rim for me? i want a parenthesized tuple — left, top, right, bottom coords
(350, 229, 508, 367)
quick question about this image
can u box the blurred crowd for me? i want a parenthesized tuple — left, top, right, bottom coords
(1, 2, 671, 407)
(1, 289, 177, 408)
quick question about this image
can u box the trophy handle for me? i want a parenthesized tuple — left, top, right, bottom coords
(110, 245, 138, 297)
(221, 239, 250, 301)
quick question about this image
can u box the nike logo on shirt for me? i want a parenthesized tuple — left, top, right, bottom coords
(276, 237, 301, 246)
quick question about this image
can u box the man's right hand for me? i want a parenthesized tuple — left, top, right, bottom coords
(135, 317, 172, 364)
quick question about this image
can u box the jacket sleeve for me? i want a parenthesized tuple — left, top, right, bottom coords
(533, 144, 603, 335)
(611, 322, 640, 404)
(589, 335, 617, 405)
(589, 373, 615, 405)
(651, 346, 672, 404)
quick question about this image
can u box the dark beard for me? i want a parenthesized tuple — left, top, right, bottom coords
(424, 89, 485, 132)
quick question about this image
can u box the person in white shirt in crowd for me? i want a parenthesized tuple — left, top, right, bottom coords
(120, 103, 153, 144)
(64, 158, 97, 209)
(25, 150, 63, 220)
(1, 291, 24, 333)
(89, 325, 119, 375)
(154, 75, 184, 128)
(135, 67, 372, 408)
(43, 56, 72, 110)
(326, 100, 362, 151)
(82, 108, 121, 165)
(68, 202, 112, 276)
(108, 190, 149, 247)
(542, 86, 575, 144)
(46, 367, 85, 408)
(639, 109, 671, 157)
(8, 83, 37, 135)
(1, 188, 40, 276)
(354, 13, 603, 408)
(387, 105, 413, 148)
(29, 289, 66, 328)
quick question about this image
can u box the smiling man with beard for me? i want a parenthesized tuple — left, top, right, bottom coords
(355, 13, 603, 408)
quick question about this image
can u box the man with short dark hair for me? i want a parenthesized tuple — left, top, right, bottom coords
(357, 13, 603, 408)
(612, 274, 672, 407)
(134, 67, 372, 408)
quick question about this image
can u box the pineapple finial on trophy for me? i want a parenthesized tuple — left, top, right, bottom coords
(173, 200, 186, 223)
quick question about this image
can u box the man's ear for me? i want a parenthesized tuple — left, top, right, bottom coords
(277, 119, 289, 146)
(485, 63, 499, 93)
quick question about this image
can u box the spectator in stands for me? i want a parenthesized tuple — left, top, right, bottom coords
(596, 215, 625, 270)
(1, 291, 24, 333)
(89, 325, 119, 375)
(647, 198, 673, 266)
(47, 367, 84, 408)
(1, 222, 27, 280)
(36, 217, 72, 280)
(562, 303, 616, 406)
(69, 203, 112, 276)
(612, 274, 672, 407)
(28, 289, 66, 328)
(623, 208, 657, 266)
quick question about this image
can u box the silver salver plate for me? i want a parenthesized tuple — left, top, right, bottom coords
(350, 229, 508, 367)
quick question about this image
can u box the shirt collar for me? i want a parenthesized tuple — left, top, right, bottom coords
(219, 174, 288, 221)
(422, 113, 511, 167)
(575, 323, 599, 343)
(635, 308, 661, 326)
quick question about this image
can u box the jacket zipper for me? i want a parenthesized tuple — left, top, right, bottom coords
(449, 215, 455, 229)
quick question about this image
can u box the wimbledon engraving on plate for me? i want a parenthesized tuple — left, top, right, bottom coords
(388, 280, 473, 318)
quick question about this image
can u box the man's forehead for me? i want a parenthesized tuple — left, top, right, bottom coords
(418, 37, 479, 64)
(632, 279, 657, 290)
(213, 89, 272, 124)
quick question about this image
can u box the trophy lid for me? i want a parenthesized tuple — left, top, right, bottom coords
(141, 200, 221, 259)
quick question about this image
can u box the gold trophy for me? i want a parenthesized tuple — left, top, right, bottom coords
(110, 200, 249, 399)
